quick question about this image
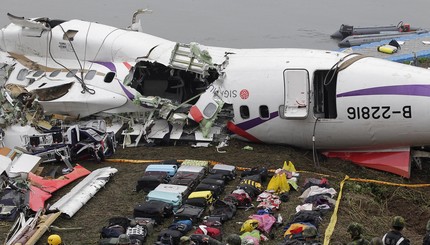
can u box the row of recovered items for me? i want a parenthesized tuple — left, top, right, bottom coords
(177, 165, 276, 245)
(152, 161, 237, 245)
(281, 177, 337, 244)
(233, 162, 300, 245)
(133, 164, 267, 245)
(99, 160, 237, 244)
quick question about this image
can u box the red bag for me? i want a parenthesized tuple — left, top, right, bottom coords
(194, 225, 222, 240)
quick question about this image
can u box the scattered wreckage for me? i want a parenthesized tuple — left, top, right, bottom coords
(0, 146, 118, 244)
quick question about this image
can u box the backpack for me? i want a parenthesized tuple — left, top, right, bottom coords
(209, 199, 237, 222)
(100, 225, 125, 238)
(238, 178, 263, 198)
(168, 220, 193, 234)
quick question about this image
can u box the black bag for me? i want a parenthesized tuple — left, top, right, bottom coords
(200, 178, 225, 188)
(288, 210, 322, 228)
(241, 167, 269, 182)
(173, 204, 205, 224)
(133, 200, 173, 224)
(189, 234, 223, 245)
(136, 171, 170, 193)
(100, 216, 130, 238)
(238, 178, 263, 198)
(157, 229, 183, 245)
(208, 169, 235, 182)
(100, 225, 125, 238)
(204, 173, 229, 182)
(209, 199, 237, 222)
(127, 224, 148, 244)
(195, 183, 223, 198)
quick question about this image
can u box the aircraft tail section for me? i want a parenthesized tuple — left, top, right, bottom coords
(322, 148, 411, 178)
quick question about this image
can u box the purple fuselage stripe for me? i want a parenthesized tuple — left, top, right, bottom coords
(118, 81, 135, 100)
(236, 111, 279, 130)
(337, 85, 430, 97)
(92, 61, 117, 73)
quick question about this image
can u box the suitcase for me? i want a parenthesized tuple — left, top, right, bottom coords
(209, 164, 236, 181)
(153, 184, 191, 197)
(145, 164, 178, 177)
(146, 191, 183, 211)
(200, 178, 225, 188)
(185, 191, 215, 207)
(174, 204, 205, 224)
(136, 171, 170, 193)
(133, 200, 173, 224)
(170, 172, 203, 190)
(181, 159, 209, 169)
(195, 183, 223, 198)
(176, 165, 206, 176)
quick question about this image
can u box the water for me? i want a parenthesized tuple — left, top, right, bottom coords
(0, 0, 430, 50)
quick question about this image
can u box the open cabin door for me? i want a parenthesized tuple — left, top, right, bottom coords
(283, 69, 309, 119)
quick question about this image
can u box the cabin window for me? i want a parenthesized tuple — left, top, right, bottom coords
(32, 70, 44, 77)
(66, 69, 78, 78)
(17, 69, 29, 81)
(240, 105, 250, 119)
(313, 70, 337, 119)
(203, 102, 218, 119)
(259, 105, 270, 119)
(104, 72, 116, 83)
(50, 70, 61, 77)
(85, 70, 96, 80)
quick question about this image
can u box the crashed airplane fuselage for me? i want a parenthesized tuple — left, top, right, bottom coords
(1, 13, 430, 177)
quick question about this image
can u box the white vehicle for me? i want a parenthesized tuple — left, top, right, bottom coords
(1, 12, 429, 177)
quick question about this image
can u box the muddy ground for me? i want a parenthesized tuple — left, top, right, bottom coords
(1, 139, 429, 244)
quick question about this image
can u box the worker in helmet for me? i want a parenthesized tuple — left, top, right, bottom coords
(47, 234, 62, 245)
(382, 216, 410, 245)
(346, 222, 369, 245)
(117, 234, 131, 245)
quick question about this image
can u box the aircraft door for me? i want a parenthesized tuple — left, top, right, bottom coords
(283, 69, 309, 119)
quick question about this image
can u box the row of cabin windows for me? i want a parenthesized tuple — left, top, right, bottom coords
(240, 105, 270, 120)
(16, 69, 98, 81)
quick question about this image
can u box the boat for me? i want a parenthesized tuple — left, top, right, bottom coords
(331, 23, 401, 39)
(338, 29, 428, 47)
(331, 21, 428, 47)
(331, 21, 422, 39)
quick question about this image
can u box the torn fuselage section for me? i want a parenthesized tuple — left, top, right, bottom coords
(122, 42, 233, 146)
